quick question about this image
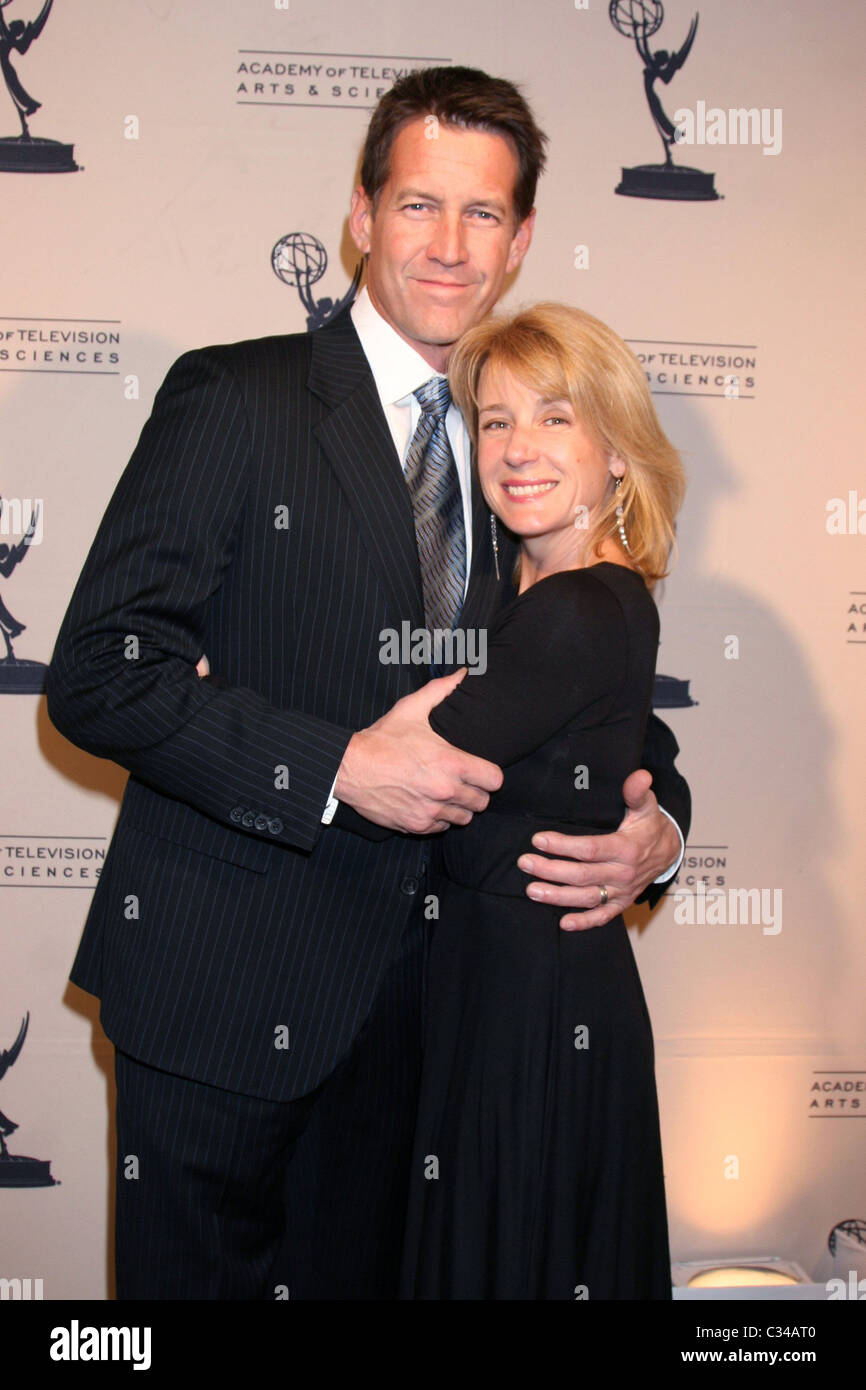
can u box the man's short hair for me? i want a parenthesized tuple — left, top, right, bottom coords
(360, 66, 547, 225)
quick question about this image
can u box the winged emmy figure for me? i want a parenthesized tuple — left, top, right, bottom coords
(0, 1012, 29, 1157)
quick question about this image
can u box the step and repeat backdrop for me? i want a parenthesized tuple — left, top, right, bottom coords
(1, 0, 864, 1298)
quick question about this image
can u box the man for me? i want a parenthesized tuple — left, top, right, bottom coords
(46, 66, 689, 1300)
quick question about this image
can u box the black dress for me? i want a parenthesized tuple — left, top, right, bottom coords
(400, 563, 671, 1300)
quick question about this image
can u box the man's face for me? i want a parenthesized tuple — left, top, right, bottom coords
(349, 118, 535, 370)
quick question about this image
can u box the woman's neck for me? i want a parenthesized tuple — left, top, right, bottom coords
(517, 534, 635, 593)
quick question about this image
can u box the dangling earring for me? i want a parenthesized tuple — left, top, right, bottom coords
(490, 512, 501, 581)
(614, 476, 631, 554)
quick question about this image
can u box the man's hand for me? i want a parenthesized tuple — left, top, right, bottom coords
(516, 770, 680, 931)
(334, 670, 503, 834)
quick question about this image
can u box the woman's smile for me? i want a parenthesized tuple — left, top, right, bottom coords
(501, 479, 559, 499)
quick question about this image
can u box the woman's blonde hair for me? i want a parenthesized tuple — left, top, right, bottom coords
(448, 302, 686, 587)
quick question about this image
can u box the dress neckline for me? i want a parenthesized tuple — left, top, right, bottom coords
(509, 562, 645, 600)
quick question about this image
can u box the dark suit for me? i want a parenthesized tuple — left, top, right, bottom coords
(46, 308, 690, 1296)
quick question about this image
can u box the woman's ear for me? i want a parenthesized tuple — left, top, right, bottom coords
(608, 454, 626, 480)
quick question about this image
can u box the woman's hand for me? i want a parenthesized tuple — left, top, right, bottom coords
(195, 654, 209, 677)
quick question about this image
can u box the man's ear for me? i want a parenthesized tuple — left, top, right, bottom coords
(505, 207, 536, 273)
(349, 186, 373, 255)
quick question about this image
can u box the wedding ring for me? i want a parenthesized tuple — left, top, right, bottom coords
(599, 884, 609, 906)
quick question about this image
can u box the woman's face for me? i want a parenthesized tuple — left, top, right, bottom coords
(476, 363, 619, 551)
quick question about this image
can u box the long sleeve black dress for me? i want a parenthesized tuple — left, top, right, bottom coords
(399, 561, 672, 1300)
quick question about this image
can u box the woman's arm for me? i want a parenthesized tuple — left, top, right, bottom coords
(428, 569, 631, 765)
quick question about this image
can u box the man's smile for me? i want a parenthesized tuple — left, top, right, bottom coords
(410, 277, 475, 290)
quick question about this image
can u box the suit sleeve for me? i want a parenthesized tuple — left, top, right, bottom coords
(330, 800, 394, 840)
(45, 347, 354, 854)
(635, 710, 691, 908)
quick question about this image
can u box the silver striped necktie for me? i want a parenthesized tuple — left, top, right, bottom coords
(403, 375, 467, 633)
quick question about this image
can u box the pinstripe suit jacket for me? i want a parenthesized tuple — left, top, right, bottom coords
(46, 308, 690, 1102)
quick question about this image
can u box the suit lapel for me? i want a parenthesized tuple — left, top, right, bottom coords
(309, 312, 425, 629)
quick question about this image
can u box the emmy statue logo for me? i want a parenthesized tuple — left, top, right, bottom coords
(0, 1013, 58, 1188)
(271, 232, 362, 331)
(0, 0, 78, 173)
(0, 498, 45, 693)
(609, 1, 719, 201)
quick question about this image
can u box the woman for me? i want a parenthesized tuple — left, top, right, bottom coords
(399, 303, 686, 1300)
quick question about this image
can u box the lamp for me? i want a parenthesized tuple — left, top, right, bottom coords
(671, 1256, 823, 1300)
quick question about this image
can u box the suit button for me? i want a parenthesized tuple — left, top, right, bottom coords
(254, 814, 269, 831)
(400, 876, 419, 895)
(241, 811, 255, 828)
(230, 806, 244, 824)
(268, 818, 283, 835)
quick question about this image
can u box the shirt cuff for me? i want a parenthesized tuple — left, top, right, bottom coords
(321, 775, 339, 825)
(654, 806, 684, 883)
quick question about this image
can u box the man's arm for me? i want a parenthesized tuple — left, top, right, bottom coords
(639, 708, 691, 864)
(519, 711, 691, 930)
(194, 663, 503, 840)
(518, 770, 685, 931)
(45, 349, 351, 851)
(48, 349, 498, 849)
(334, 672, 503, 834)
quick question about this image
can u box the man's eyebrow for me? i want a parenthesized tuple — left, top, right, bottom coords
(468, 195, 508, 211)
(391, 187, 441, 204)
(391, 188, 509, 214)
